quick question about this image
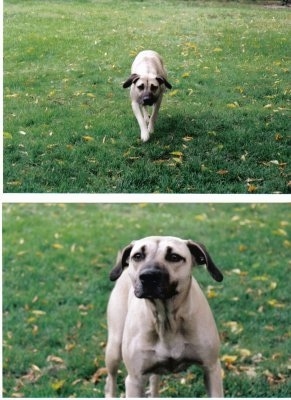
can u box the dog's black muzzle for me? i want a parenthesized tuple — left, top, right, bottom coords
(141, 94, 156, 106)
(135, 266, 178, 299)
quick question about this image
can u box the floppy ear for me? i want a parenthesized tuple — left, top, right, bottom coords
(122, 74, 140, 88)
(156, 76, 172, 89)
(187, 240, 223, 282)
(109, 244, 133, 281)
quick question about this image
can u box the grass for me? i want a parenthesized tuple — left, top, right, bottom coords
(3, 0, 291, 193)
(2, 203, 291, 397)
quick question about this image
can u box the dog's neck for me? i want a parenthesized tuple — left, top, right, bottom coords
(148, 287, 191, 338)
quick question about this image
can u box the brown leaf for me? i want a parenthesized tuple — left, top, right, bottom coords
(91, 367, 108, 384)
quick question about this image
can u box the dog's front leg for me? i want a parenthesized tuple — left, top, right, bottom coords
(125, 374, 147, 397)
(148, 94, 163, 134)
(203, 360, 224, 397)
(131, 101, 150, 142)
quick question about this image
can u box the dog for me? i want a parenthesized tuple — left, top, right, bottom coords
(123, 50, 172, 142)
(105, 236, 224, 398)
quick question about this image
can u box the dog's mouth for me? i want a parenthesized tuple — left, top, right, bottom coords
(138, 95, 156, 106)
(134, 268, 178, 299)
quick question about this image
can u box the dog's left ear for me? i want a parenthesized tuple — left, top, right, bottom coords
(109, 244, 133, 281)
(187, 240, 223, 282)
(122, 74, 140, 88)
(156, 76, 172, 89)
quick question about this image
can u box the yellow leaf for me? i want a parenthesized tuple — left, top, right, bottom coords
(207, 289, 218, 299)
(227, 102, 239, 108)
(269, 281, 277, 290)
(65, 343, 76, 352)
(52, 243, 63, 249)
(31, 310, 46, 316)
(82, 135, 94, 142)
(221, 355, 238, 364)
(170, 151, 183, 157)
(86, 93, 96, 98)
(267, 299, 285, 308)
(272, 228, 287, 236)
(194, 214, 207, 221)
(169, 89, 179, 97)
(182, 72, 190, 78)
(223, 321, 243, 334)
(264, 103, 273, 109)
(283, 240, 291, 248)
(213, 47, 223, 52)
(238, 244, 247, 252)
(4, 132, 13, 139)
(238, 348, 251, 358)
(51, 379, 65, 391)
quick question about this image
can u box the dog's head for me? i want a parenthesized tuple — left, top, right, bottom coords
(109, 236, 223, 300)
(123, 74, 172, 106)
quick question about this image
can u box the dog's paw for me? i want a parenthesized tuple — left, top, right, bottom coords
(141, 130, 150, 142)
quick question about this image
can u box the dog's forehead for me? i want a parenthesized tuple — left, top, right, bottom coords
(131, 236, 189, 254)
(136, 75, 159, 86)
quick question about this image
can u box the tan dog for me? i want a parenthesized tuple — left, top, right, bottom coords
(123, 50, 172, 142)
(105, 236, 224, 398)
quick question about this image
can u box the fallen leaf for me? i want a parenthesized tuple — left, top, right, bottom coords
(169, 89, 179, 97)
(51, 379, 65, 391)
(272, 228, 287, 236)
(194, 214, 207, 221)
(91, 367, 108, 384)
(247, 184, 258, 193)
(221, 355, 238, 364)
(170, 151, 183, 157)
(182, 72, 190, 78)
(216, 169, 229, 175)
(223, 321, 243, 334)
(183, 136, 193, 142)
(31, 310, 46, 316)
(227, 102, 239, 108)
(52, 243, 63, 249)
(267, 299, 285, 308)
(47, 355, 65, 364)
(82, 135, 94, 142)
(4, 132, 13, 139)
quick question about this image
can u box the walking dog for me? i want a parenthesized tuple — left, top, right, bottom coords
(105, 236, 224, 397)
(123, 51, 172, 142)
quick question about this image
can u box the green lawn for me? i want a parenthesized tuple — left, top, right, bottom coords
(3, 203, 291, 397)
(3, 0, 291, 193)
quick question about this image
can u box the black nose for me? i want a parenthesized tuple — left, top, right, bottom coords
(139, 269, 164, 285)
(143, 96, 154, 106)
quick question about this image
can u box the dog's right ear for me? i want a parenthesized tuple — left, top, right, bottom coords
(122, 74, 140, 88)
(109, 244, 133, 281)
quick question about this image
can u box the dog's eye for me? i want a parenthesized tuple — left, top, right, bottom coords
(166, 253, 184, 263)
(132, 252, 145, 262)
(137, 84, 144, 91)
(151, 84, 158, 91)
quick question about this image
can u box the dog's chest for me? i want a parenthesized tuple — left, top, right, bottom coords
(144, 339, 199, 375)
